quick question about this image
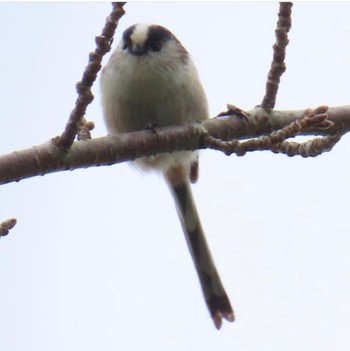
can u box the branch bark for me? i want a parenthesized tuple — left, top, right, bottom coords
(0, 105, 347, 186)
(261, 2, 293, 109)
(58, 2, 126, 148)
(0, 218, 17, 237)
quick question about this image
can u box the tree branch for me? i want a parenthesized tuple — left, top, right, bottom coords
(261, 2, 293, 109)
(204, 105, 338, 156)
(0, 218, 17, 237)
(0, 105, 347, 186)
(58, 2, 126, 149)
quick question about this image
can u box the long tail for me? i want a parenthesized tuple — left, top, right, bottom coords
(167, 179, 234, 329)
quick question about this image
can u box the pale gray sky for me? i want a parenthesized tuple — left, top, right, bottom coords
(1, 2, 350, 350)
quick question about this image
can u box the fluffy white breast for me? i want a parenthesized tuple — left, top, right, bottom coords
(100, 24, 209, 173)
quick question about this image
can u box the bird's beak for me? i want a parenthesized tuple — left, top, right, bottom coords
(131, 43, 146, 56)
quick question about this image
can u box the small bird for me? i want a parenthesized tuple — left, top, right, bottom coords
(100, 23, 234, 329)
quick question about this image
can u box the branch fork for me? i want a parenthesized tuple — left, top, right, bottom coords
(202, 105, 341, 158)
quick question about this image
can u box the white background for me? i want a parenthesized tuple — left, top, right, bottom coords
(1, 2, 350, 350)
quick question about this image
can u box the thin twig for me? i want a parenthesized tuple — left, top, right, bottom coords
(202, 106, 337, 156)
(0, 218, 17, 237)
(271, 134, 341, 157)
(260, 2, 293, 109)
(58, 2, 126, 149)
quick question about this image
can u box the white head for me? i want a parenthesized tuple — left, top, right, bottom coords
(119, 23, 188, 63)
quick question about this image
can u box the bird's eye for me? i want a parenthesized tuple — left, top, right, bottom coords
(122, 42, 128, 50)
(149, 41, 162, 52)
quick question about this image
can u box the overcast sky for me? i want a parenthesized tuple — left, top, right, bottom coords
(1, 2, 350, 350)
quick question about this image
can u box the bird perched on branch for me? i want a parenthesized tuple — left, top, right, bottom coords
(100, 23, 234, 329)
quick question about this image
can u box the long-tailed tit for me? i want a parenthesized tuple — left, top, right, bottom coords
(100, 23, 234, 329)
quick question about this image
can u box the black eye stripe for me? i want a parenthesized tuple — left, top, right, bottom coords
(121, 24, 184, 55)
(147, 25, 174, 45)
(147, 40, 162, 52)
(122, 25, 136, 43)
(144, 25, 176, 53)
(122, 24, 136, 50)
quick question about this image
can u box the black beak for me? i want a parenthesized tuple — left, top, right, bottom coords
(131, 43, 146, 56)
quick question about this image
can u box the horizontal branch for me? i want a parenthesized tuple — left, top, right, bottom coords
(0, 105, 348, 185)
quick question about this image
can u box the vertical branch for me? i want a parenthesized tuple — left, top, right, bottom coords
(260, 2, 293, 109)
(58, 2, 126, 149)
